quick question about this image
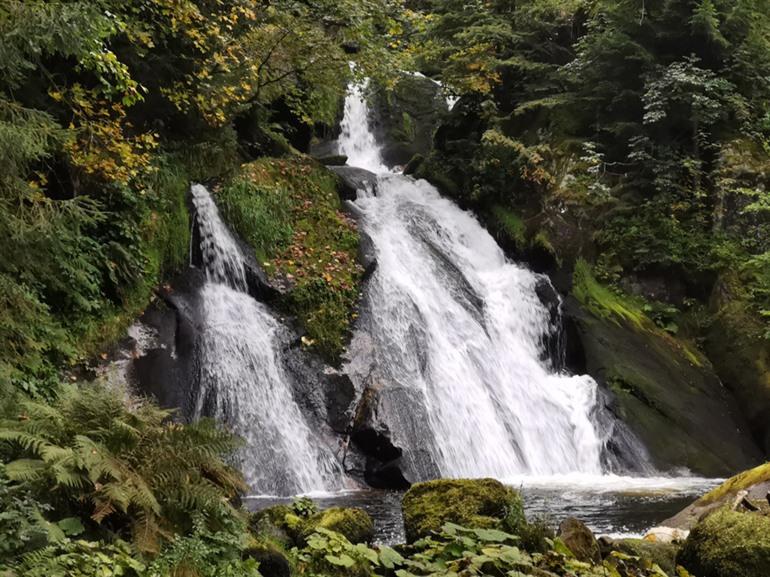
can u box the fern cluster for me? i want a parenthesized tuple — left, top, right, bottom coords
(0, 385, 246, 554)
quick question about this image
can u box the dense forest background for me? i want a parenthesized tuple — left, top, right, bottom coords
(1, 0, 769, 575)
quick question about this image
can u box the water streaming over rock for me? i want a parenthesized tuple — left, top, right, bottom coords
(341, 85, 645, 480)
(190, 184, 342, 495)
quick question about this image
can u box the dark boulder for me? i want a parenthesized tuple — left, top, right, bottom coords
(242, 542, 291, 577)
(329, 165, 377, 201)
(558, 517, 600, 564)
(349, 381, 438, 489)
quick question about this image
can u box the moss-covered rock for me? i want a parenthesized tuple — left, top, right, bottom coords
(249, 505, 294, 547)
(401, 478, 525, 543)
(371, 74, 448, 166)
(300, 507, 374, 544)
(677, 509, 770, 577)
(567, 262, 762, 476)
(612, 539, 679, 575)
(664, 462, 770, 530)
(218, 156, 364, 363)
(242, 540, 292, 577)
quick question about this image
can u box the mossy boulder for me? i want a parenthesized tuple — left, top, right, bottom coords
(677, 509, 770, 577)
(371, 74, 448, 166)
(249, 505, 295, 547)
(612, 539, 678, 575)
(242, 540, 291, 577)
(401, 478, 525, 543)
(567, 263, 762, 476)
(300, 507, 374, 544)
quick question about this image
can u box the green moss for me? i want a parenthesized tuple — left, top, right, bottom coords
(490, 205, 526, 248)
(300, 507, 374, 545)
(219, 156, 363, 363)
(401, 478, 525, 543)
(700, 462, 770, 505)
(678, 509, 770, 577)
(573, 259, 647, 329)
(615, 539, 678, 575)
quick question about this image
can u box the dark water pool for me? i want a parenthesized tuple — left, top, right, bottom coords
(244, 475, 720, 545)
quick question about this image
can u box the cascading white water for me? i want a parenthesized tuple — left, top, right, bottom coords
(342, 85, 614, 478)
(338, 81, 388, 173)
(190, 185, 341, 495)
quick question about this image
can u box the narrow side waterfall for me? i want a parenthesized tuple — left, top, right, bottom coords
(342, 86, 640, 479)
(190, 185, 341, 495)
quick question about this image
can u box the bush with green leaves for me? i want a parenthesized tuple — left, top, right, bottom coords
(4, 539, 144, 577)
(0, 385, 246, 554)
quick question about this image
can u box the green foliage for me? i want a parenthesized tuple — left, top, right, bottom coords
(573, 260, 647, 330)
(146, 515, 261, 577)
(5, 539, 145, 577)
(0, 385, 246, 554)
(220, 157, 364, 362)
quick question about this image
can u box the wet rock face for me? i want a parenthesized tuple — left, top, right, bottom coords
(328, 165, 377, 201)
(558, 517, 601, 564)
(371, 74, 449, 167)
(564, 295, 763, 477)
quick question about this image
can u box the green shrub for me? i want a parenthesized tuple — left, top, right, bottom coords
(0, 385, 246, 554)
(5, 539, 145, 577)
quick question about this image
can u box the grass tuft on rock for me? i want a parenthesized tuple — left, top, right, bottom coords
(219, 156, 363, 363)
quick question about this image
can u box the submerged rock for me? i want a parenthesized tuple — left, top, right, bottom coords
(558, 517, 600, 564)
(677, 508, 770, 577)
(401, 478, 525, 543)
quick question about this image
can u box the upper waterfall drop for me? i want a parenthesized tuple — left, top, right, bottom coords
(338, 81, 388, 173)
(340, 82, 635, 479)
(190, 184, 343, 496)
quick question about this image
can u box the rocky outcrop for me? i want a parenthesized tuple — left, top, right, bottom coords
(706, 274, 770, 454)
(371, 74, 449, 166)
(664, 462, 770, 530)
(565, 290, 763, 476)
(401, 478, 525, 543)
(329, 165, 377, 201)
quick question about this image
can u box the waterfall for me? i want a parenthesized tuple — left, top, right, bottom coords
(190, 185, 342, 495)
(341, 85, 638, 479)
(338, 81, 388, 173)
